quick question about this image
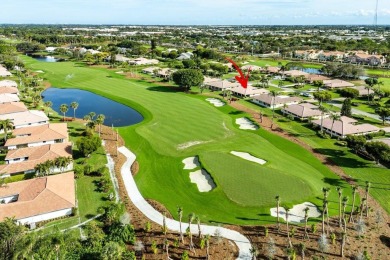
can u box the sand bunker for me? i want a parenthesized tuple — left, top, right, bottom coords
(182, 156, 200, 170)
(206, 98, 225, 107)
(35, 70, 44, 73)
(189, 169, 216, 192)
(236, 118, 258, 130)
(270, 202, 321, 223)
(230, 151, 266, 165)
(115, 71, 124, 74)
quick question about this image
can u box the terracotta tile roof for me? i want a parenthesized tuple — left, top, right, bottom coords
(283, 103, 322, 118)
(0, 80, 17, 87)
(323, 80, 354, 88)
(241, 65, 262, 71)
(0, 172, 75, 222)
(312, 116, 380, 136)
(203, 77, 220, 84)
(305, 74, 330, 82)
(0, 86, 18, 95)
(0, 110, 48, 128)
(283, 70, 309, 77)
(0, 102, 28, 115)
(206, 80, 240, 89)
(0, 143, 72, 175)
(5, 123, 68, 147)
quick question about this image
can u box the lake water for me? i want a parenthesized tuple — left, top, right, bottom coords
(42, 88, 143, 127)
(31, 55, 58, 62)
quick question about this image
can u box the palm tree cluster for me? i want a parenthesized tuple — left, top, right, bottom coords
(34, 156, 72, 176)
(83, 111, 105, 136)
(0, 119, 14, 142)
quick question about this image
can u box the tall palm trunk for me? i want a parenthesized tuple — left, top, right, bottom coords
(286, 209, 292, 248)
(349, 187, 357, 223)
(365, 181, 370, 218)
(337, 187, 342, 228)
(322, 200, 326, 235)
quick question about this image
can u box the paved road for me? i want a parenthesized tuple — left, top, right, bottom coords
(118, 146, 252, 260)
(329, 101, 381, 121)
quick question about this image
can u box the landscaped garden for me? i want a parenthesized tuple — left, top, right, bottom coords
(20, 55, 359, 225)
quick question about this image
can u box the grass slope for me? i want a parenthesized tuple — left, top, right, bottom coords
(23, 56, 353, 224)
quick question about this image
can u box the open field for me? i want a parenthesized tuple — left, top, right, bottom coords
(22, 56, 359, 225)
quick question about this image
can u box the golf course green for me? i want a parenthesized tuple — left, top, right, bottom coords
(23, 56, 353, 225)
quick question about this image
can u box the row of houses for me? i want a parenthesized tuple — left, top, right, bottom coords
(0, 65, 12, 77)
(0, 77, 75, 226)
(249, 94, 380, 138)
(294, 50, 386, 66)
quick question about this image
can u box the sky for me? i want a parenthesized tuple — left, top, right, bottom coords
(0, 0, 389, 25)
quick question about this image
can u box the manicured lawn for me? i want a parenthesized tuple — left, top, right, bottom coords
(22, 56, 356, 225)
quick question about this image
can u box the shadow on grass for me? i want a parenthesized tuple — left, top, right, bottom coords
(229, 110, 245, 115)
(146, 86, 185, 93)
(314, 148, 370, 168)
(380, 235, 390, 248)
(235, 217, 259, 221)
(322, 177, 350, 187)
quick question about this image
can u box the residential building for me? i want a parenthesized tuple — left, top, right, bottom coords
(129, 57, 159, 65)
(346, 52, 386, 66)
(141, 66, 159, 74)
(0, 86, 19, 95)
(323, 79, 354, 89)
(305, 74, 330, 83)
(252, 94, 302, 108)
(231, 86, 269, 97)
(5, 123, 69, 150)
(282, 103, 323, 120)
(283, 70, 309, 78)
(0, 93, 19, 103)
(0, 102, 28, 116)
(0, 110, 49, 129)
(0, 65, 12, 77)
(206, 80, 240, 91)
(0, 142, 73, 177)
(318, 51, 346, 61)
(0, 80, 18, 88)
(177, 52, 193, 60)
(312, 116, 380, 138)
(0, 172, 76, 225)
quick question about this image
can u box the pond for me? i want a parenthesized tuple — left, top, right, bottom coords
(42, 88, 143, 127)
(30, 55, 59, 62)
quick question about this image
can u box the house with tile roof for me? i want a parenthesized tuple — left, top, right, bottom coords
(0, 93, 19, 103)
(323, 79, 355, 89)
(0, 110, 48, 129)
(0, 172, 75, 225)
(5, 123, 69, 150)
(0, 142, 72, 177)
(252, 94, 302, 109)
(0, 86, 19, 95)
(206, 80, 240, 91)
(0, 65, 12, 77)
(312, 116, 380, 138)
(231, 86, 269, 97)
(282, 103, 324, 120)
(0, 102, 28, 116)
(0, 80, 18, 88)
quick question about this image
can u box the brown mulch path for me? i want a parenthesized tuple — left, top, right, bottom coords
(98, 124, 238, 259)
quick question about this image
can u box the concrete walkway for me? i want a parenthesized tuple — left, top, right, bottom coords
(329, 101, 381, 121)
(118, 146, 252, 260)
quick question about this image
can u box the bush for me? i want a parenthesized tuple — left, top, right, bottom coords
(76, 136, 102, 157)
(338, 88, 359, 98)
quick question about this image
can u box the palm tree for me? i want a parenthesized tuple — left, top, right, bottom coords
(329, 113, 341, 138)
(303, 207, 310, 239)
(96, 114, 105, 137)
(250, 245, 258, 260)
(162, 212, 168, 244)
(285, 206, 293, 248)
(88, 112, 96, 121)
(70, 102, 79, 119)
(319, 106, 329, 133)
(177, 206, 184, 243)
(341, 196, 348, 224)
(336, 186, 343, 228)
(34, 162, 49, 176)
(0, 119, 14, 141)
(188, 213, 195, 251)
(349, 185, 358, 223)
(60, 104, 69, 122)
(365, 181, 370, 218)
(204, 234, 210, 260)
(322, 199, 327, 235)
(44, 101, 53, 116)
(359, 198, 366, 220)
(195, 215, 202, 238)
(275, 195, 281, 231)
(164, 239, 170, 260)
(269, 90, 279, 129)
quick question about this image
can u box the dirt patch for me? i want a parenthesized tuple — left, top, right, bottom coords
(146, 199, 173, 219)
(131, 160, 139, 175)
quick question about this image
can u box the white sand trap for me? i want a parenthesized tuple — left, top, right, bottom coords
(230, 151, 266, 165)
(115, 71, 124, 74)
(206, 98, 225, 107)
(270, 202, 321, 223)
(35, 70, 44, 73)
(182, 156, 200, 170)
(236, 117, 258, 130)
(177, 140, 210, 150)
(189, 169, 216, 192)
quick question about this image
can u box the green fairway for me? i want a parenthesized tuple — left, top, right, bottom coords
(22, 56, 355, 225)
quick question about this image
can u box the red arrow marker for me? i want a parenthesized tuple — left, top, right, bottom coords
(226, 58, 251, 89)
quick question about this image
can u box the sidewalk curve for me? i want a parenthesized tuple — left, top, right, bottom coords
(118, 146, 252, 260)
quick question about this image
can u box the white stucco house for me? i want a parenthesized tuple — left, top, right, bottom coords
(0, 110, 49, 129)
(0, 172, 76, 226)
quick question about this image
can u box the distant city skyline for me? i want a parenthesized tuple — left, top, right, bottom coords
(0, 0, 389, 25)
